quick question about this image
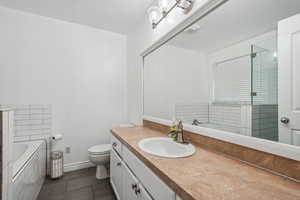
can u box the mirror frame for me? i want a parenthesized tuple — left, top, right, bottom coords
(141, 0, 300, 161)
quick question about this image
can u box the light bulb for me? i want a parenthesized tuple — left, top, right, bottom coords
(147, 6, 161, 27)
(158, 0, 169, 13)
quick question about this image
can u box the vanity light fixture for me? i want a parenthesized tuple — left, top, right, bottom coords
(148, 0, 194, 29)
(158, 0, 175, 15)
(147, 6, 162, 28)
(177, 0, 194, 12)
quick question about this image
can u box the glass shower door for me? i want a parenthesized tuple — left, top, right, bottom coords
(251, 45, 278, 141)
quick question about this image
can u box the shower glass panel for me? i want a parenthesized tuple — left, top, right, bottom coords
(251, 45, 278, 141)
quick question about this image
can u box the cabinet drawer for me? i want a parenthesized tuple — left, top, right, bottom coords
(111, 135, 122, 156)
(123, 146, 175, 200)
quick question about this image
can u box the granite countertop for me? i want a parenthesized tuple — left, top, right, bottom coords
(111, 126, 300, 200)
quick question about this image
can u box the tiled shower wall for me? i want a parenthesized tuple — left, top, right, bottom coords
(252, 105, 278, 141)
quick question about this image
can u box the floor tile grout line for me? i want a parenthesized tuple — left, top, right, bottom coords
(92, 185, 96, 200)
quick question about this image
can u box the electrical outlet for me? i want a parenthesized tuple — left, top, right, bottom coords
(65, 146, 71, 154)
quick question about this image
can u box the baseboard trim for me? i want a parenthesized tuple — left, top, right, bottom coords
(64, 161, 95, 172)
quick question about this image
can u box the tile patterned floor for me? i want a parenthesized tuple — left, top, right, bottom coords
(37, 167, 116, 200)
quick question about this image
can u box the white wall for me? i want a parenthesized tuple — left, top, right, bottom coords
(0, 6, 127, 166)
(144, 45, 209, 120)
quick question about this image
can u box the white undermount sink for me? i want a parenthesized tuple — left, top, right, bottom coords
(138, 137, 196, 158)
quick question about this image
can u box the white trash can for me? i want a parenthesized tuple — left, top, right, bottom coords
(50, 151, 64, 179)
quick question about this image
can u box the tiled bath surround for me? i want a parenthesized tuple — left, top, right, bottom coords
(175, 103, 209, 124)
(209, 102, 251, 135)
(176, 103, 278, 140)
(1, 108, 14, 200)
(10, 105, 52, 174)
(175, 103, 252, 136)
(12, 141, 46, 200)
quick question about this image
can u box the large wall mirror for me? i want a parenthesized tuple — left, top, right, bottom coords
(143, 0, 300, 148)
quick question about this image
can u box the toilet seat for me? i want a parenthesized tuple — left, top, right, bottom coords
(88, 144, 111, 155)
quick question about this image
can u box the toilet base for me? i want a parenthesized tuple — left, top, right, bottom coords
(96, 165, 108, 180)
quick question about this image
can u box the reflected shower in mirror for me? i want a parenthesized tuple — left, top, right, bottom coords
(143, 0, 300, 146)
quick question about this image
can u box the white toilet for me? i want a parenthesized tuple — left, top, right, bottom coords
(88, 144, 111, 179)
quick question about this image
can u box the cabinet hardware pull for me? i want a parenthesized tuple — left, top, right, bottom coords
(135, 188, 141, 195)
(117, 162, 121, 166)
(131, 183, 137, 190)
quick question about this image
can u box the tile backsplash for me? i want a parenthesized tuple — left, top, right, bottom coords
(11, 105, 52, 140)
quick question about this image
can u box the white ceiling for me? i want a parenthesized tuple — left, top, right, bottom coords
(0, 0, 153, 34)
(169, 0, 300, 53)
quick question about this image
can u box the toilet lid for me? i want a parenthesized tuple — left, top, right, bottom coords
(88, 144, 111, 155)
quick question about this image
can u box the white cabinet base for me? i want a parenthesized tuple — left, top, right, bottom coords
(110, 135, 178, 200)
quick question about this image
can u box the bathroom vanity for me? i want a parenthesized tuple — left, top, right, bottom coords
(110, 132, 179, 200)
(110, 126, 300, 200)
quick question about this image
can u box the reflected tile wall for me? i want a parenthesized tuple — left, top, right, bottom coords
(252, 105, 278, 141)
(175, 103, 209, 124)
(175, 102, 251, 136)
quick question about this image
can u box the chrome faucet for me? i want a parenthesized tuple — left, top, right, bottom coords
(173, 120, 188, 144)
(176, 120, 184, 143)
(192, 119, 203, 126)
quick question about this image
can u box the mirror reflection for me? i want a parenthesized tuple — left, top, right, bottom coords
(143, 0, 300, 146)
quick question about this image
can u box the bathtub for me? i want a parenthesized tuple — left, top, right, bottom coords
(12, 141, 46, 200)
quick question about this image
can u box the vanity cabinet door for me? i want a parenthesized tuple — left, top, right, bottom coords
(123, 165, 139, 200)
(110, 149, 123, 200)
(122, 146, 175, 200)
